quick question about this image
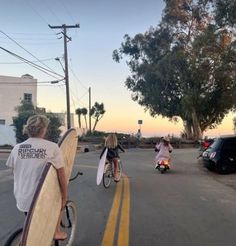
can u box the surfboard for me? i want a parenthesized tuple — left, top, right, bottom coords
(96, 148, 108, 185)
(20, 128, 78, 246)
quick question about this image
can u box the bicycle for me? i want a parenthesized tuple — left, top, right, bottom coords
(102, 159, 122, 188)
(4, 169, 83, 246)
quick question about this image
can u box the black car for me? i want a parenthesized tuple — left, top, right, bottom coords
(202, 135, 236, 174)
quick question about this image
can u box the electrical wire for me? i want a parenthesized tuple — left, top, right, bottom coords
(0, 46, 64, 79)
(68, 61, 89, 91)
(58, 0, 77, 24)
(42, 0, 63, 24)
(0, 30, 62, 77)
(0, 57, 62, 64)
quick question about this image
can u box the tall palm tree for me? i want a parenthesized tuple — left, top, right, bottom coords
(75, 108, 82, 128)
(81, 108, 88, 129)
(90, 102, 105, 131)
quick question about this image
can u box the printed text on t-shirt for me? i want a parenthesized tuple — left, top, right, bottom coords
(18, 144, 47, 159)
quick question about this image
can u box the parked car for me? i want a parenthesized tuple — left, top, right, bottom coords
(198, 138, 214, 157)
(201, 135, 236, 174)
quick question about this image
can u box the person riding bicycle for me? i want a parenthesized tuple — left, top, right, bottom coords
(100, 133, 125, 182)
(5, 115, 68, 241)
(154, 136, 173, 169)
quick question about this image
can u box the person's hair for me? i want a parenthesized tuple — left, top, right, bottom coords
(105, 133, 118, 149)
(23, 115, 49, 137)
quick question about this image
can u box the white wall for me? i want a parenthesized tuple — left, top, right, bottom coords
(0, 74, 37, 125)
(0, 125, 16, 146)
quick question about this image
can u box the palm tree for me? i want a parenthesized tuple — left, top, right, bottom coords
(75, 108, 82, 128)
(81, 108, 88, 129)
(90, 102, 105, 131)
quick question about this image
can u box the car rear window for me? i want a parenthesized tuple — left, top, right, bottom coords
(222, 138, 236, 149)
(207, 138, 222, 150)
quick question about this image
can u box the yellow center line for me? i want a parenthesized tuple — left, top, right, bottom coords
(101, 178, 123, 246)
(74, 164, 97, 169)
(117, 174, 130, 246)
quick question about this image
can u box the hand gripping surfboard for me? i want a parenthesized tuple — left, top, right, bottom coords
(20, 128, 78, 246)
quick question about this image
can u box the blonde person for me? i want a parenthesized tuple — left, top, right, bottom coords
(100, 133, 125, 181)
(5, 115, 68, 241)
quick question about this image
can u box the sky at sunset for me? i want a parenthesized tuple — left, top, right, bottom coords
(0, 0, 235, 138)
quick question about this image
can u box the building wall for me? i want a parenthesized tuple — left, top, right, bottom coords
(0, 74, 37, 125)
(0, 125, 16, 146)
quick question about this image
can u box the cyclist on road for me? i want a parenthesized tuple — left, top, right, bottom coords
(100, 133, 125, 182)
(5, 114, 68, 241)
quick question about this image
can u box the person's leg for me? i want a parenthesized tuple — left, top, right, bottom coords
(113, 158, 118, 181)
(54, 210, 67, 240)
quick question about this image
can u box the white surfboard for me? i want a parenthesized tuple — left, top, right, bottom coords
(96, 148, 108, 185)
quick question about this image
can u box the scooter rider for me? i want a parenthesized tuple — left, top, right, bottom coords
(154, 136, 173, 169)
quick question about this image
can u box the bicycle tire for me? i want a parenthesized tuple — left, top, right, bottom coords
(116, 160, 122, 182)
(59, 200, 77, 246)
(103, 170, 112, 188)
(4, 228, 23, 246)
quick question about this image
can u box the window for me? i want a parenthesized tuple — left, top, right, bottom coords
(24, 93, 32, 103)
(0, 119, 5, 125)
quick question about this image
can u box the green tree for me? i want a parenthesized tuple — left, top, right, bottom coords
(90, 102, 105, 131)
(81, 107, 88, 129)
(113, 0, 236, 139)
(44, 112, 62, 143)
(75, 108, 82, 128)
(233, 117, 236, 134)
(13, 100, 61, 143)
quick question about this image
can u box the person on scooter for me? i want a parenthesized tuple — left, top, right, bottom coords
(154, 136, 173, 169)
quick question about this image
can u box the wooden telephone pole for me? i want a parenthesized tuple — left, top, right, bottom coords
(49, 24, 80, 129)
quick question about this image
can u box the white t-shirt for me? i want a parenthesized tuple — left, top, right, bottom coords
(6, 137, 64, 212)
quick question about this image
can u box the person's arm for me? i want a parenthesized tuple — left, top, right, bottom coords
(56, 167, 68, 210)
(168, 144, 173, 152)
(155, 143, 161, 152)
(5, 150, 15, 174)
(118, 143, 125, 152)
(100, 147, 106, 159)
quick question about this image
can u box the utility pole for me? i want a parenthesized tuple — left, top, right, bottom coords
(49, 24, 80, 129)
(89, 87, 91, 132)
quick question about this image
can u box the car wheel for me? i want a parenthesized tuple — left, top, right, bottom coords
(216, 162, 230, 174)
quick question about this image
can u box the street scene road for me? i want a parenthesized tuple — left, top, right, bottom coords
(1, 148, 236, 246)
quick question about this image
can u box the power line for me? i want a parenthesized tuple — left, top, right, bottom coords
(0, 57, 62, 64)
(0, 79, 64, 85)
(43, 1, 63, 24)
(0, 46, 64, 79)
(0, 30, 62, 77)
(68, 63, 89, 91)
(58, 0, 77, 24)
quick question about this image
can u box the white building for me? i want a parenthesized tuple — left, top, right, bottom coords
(0, 74, 37, 125)
(0, 74, 37, 146)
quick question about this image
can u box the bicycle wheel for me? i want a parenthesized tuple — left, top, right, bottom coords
(4, 228, 23, 246)
(103, 164, 112, 188)
(58, 200, 77, 246)
(115, 160, 122, 182)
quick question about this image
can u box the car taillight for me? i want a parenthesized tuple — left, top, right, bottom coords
(210, 152, 216, 159)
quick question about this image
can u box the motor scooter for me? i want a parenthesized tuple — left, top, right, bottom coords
(155, 159, 170, 174)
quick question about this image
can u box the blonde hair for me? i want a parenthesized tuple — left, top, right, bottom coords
(105, 133, 118, 149)
(23, 115, 49, 137)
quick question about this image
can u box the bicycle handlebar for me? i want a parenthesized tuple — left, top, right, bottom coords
(69, 171, 83, 182)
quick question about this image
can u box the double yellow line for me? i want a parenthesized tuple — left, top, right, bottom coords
(101, 175, 130, 246)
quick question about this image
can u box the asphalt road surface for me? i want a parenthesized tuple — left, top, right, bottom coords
(1, 148, 236, 246)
